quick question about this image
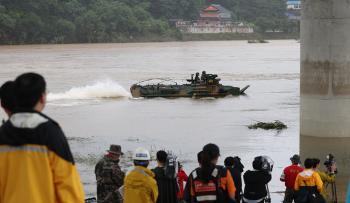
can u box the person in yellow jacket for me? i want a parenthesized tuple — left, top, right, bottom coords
(294, 158, 324, 203)
(0, 73, 85, 203)
(124, 147, 158, 203)
(312, 158, 337, 200)
(295, 158, 323, 192)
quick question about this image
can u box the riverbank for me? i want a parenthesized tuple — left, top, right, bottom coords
(1, 32, 299, 45)
(180, 32, 300, 42)
(120, 32, 300, 43)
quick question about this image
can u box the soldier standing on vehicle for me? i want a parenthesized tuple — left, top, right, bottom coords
(201, 71, 207, 83)
(95, 145, 125, 203)
(194, 72, 200, 83)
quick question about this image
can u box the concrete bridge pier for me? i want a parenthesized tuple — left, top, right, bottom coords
(301, 0, 350, 200)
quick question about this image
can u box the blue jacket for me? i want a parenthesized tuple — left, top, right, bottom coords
(347, 181, 350, 203)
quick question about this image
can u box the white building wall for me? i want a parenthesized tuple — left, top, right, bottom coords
(176, 22, 254, 34)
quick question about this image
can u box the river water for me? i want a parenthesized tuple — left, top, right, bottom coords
(0, 40, 300, 201)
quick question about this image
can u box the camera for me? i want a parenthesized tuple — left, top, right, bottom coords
(324, 154, 338, 174)
(253, 156, 274, 173)
(85, 197, 97, 203)
(261, 156, 274, 173)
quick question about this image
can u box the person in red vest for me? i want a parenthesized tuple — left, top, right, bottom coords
(177, 162, 188, 202)
(280, 154, 304, 203)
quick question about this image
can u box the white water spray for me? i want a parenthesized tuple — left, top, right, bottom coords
(48, 80, 130, 101)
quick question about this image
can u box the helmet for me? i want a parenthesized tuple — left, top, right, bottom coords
(133, 147, 151, 161)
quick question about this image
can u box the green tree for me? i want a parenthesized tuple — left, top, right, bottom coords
(75, 10, 104, 42)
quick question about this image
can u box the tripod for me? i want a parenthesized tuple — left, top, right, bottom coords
(330, 181, 338, 203)
(265, 184, 271, 203)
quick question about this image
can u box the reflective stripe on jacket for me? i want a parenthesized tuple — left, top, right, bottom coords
(189, 166, 236, 201)
(0, 112, 85, 203)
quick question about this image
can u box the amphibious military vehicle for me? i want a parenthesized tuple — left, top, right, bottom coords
(130, 73, 249, 98)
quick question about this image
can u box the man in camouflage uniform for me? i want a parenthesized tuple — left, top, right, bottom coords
(95, 145, 125, 203)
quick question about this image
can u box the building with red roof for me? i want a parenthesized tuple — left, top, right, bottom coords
(176, 4, 253, 34)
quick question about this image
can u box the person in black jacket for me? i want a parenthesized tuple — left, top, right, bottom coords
(243, 156, 272, 203)
(152, 150, 178, 203)
(225, 156, 244, 203)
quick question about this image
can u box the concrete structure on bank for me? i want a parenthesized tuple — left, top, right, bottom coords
(176, 21, 253, 34)
(301, 0, 350, 200)
(286, 0, 301, 21)
(287, 0, 301, 10)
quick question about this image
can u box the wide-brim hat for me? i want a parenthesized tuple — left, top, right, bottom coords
(107, 145, 124, 155)
(290, 154, 300, 163)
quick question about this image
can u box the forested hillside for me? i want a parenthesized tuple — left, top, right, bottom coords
(0, 0, 294, 44)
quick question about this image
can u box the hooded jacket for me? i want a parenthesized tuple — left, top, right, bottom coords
(0, 111, 85, 203)
(124, 166, 158, 203)
(294, 169, 323, 193)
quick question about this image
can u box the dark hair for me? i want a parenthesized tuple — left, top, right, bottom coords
(14, 73, 46, 109)
(290, 154, 301, 165)
(233, 156, 244, 172)
(312, 158, 320, 168)
(0, 81, 16, 112)
(197, 151, 203, 164)
(202, 143, 220, 160)
(156, 150, 167, 163)
(134, 160, 149, 168)
(304, 158, 314, 169)
(253, 156, 263, 170)
(224, 156, 235, 167)
(200, 143, 220, 182)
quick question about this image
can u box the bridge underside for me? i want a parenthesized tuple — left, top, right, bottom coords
(301, 0, 350, 201)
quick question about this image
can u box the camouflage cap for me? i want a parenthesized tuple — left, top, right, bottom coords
(107, 145, 124, 155)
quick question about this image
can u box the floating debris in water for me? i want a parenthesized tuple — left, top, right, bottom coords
(248, 39, 269, 44)
(248, 120, 287, 130)
(67, 137, 92, 142)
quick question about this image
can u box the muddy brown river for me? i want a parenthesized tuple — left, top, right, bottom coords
(0, 40, 300, 201)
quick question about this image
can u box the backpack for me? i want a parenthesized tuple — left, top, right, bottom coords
(165, 153, 178, 179)
(189, 166, 237, 203)
(295, 185, 326, 203)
